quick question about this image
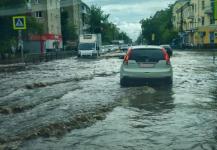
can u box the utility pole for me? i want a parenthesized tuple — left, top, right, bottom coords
(179, 6, 184, 48)
(180, 6, 183, 32)
(13, 16, 26, 63)
(18, 30, 24, 63)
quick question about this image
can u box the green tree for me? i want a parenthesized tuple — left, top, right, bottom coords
(118, 32, 132, 44)
(61, 10, 78, 45)
(140, 5, 178, 45)
(0, 0, 44, 56)
(0, 0, 26, 8)
(89, 5, 109, 34)
(88, 5, 132, 44)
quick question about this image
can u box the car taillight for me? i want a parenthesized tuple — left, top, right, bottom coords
(123, 55, 129, 64)
(123, 48, 132, 64)
(161, 48, 170, 64)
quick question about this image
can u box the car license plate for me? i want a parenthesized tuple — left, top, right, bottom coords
(139, 63, 154, 68)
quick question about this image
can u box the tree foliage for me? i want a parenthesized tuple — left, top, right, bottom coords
(0, 16, 17, 54)
(137, 5, 178, 45)
(89, 5, 132, 44)
(0, 1, 43, 55)
(61, 10, 78, 45)
(0, 0, 26, 8)
(89, 5, 109, 34)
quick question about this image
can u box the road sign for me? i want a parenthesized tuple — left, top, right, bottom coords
(13, 16, 26, 30)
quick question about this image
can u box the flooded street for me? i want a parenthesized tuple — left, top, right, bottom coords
(1, 51, 217, 150)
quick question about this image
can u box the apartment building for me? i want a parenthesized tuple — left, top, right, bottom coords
(80, 2, 90, 34)
(173, 0, 189, 30)
(0, 0, 90, 53)
(173, 0, 217, 48)
(61, 0, 90, 35)
(173, 0, 190, 46)
(25, 0, 62, 53)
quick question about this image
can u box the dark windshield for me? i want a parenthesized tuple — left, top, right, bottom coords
(130, 49, 164, 62)
(79, 43, 95, 50)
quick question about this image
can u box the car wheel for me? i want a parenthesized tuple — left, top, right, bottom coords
(120, 78, 128, 87)
(77, 54, 81, 58)
(166, 77, 173, 84)
(93, 53, 97, 58)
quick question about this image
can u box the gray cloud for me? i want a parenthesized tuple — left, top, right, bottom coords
(83, 0, 176, 41)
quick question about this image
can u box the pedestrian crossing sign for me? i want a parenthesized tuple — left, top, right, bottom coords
(13, 16, 26, 30)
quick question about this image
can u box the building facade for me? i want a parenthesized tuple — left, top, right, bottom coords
(0, 0, 90, 53)
(173, 0, 217, 48)
(61, 0, 90, 35)
(80, 2, 90, 34)
(26, 0, 62, 53)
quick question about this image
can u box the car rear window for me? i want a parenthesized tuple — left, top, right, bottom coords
(129, 48, 164, 62)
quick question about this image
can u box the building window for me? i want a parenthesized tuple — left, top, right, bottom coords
(201, 17, 205, 25)
(202, 1, 205, 10)
(210, 17, 214, 24)
(35, 11, 42, 18)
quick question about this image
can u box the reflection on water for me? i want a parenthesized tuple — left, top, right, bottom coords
(121, 84, 174, 114)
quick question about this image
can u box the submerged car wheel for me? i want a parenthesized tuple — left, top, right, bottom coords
(92, 53, 98, 58)
(120, 78, 128, 87)
(165, 77, 173, 84)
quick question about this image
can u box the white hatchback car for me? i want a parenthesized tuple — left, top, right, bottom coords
(120, 45, 173, 86)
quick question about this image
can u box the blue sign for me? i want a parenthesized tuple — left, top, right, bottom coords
(13, 16, 26, 30)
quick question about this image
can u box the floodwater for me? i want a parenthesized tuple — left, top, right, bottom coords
(0, 51, 217, 150)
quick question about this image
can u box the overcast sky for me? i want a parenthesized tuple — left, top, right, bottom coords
(83, 0, 176, 41)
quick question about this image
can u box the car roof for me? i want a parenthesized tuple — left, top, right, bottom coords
(160, 45, 171, 47)
(131, 45, 162, 49)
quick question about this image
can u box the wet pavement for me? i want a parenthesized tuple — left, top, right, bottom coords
(0, 51, 217, 150)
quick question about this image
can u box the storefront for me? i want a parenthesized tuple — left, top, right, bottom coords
(196, 25, 217, 48)
(27, 34, 63, 54)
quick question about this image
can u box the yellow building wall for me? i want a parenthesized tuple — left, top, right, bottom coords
(194, 29, 217, 45)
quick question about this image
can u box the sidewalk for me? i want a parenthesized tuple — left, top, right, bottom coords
(174, 48, 217, 51)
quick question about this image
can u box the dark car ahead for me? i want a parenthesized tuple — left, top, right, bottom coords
(160, 45, 173, 57)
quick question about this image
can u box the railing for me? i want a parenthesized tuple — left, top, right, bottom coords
(0, 51, 77, 65)
(204, 7, 213, 14)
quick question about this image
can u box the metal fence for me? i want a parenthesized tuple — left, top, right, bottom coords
(0, 51, 77, 64)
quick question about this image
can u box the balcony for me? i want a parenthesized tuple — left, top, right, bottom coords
(204, 7, 213, 15)
(188, 14, 194, 20)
